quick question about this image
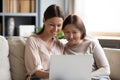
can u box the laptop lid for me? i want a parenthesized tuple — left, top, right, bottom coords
(49, 55, 93, 80)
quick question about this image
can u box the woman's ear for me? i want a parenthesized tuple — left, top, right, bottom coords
(43, 18, 45, 23)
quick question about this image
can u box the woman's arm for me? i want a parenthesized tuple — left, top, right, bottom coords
(25, 36, 49, 79)
(91, 40, 110, 77)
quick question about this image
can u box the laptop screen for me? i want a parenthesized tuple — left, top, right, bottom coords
(49, 55, 93, 80)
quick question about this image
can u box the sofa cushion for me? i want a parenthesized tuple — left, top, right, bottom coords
(7, 37, 27, 80)
(0, 36, 11, 80)
(104, 48, 120, 80)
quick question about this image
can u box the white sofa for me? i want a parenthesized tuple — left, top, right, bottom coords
(0, 36, 27, 80)
(104, 48, 120, 80)
(0, 36, 120, 80)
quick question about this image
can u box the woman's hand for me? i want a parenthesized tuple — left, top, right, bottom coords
(35, 69, 49, 78)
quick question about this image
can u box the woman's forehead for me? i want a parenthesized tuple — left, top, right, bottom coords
(46, 17, 63, 24)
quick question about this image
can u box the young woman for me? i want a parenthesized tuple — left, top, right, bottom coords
(62, 14, 110, 80)
(25, 4, 64, 80)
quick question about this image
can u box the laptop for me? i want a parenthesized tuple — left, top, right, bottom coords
(49, 55, 93, 80)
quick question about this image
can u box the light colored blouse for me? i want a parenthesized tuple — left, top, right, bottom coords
(64, 37, 110, 79)
(25, 34, 64, 77)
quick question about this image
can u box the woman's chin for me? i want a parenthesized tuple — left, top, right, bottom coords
(53, 34, 57, 37)
(51, 35, 57, 38)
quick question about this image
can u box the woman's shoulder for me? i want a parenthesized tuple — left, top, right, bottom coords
(28, 34, 38, 39)
(84, 35, 100, 47)
(85, 34, 99, 42)
(26, 34, 40, 43)
(53, 39, 67, 49)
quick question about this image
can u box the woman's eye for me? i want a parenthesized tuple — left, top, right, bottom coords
(73, 32, 77, 34)
(57, 24, 61, 27)
(64, 32, 70, 34)
(50, 24, 54, 26)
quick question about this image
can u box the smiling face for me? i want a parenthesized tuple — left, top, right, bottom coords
(63, 24, 82, 46)
(62, 15, 86, 46)
(43, 17, 63, 38)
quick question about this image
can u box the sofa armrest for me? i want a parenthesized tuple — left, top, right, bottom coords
(104, 48, 120, 80)
(0, 36, 11, 80)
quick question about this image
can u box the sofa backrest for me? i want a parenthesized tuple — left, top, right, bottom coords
(0, 36, 11, 80)
(104, 48, 120, 80)
(1, 35, 120, 80)
(7, 37, 27, 80)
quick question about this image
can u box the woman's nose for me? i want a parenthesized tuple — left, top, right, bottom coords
(53, 26, 59, 32)
(69, 33, 73, 39)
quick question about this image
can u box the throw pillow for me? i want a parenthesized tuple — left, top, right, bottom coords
(7, 37, 27, 80)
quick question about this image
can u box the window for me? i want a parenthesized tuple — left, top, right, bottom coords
(73, 0, 120, 36)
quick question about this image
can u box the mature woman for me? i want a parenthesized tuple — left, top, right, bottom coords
(25, 4, 64, 80)
(62, 14, 110, 80)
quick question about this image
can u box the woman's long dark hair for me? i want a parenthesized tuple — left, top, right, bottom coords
(37, 4, 64, 34)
